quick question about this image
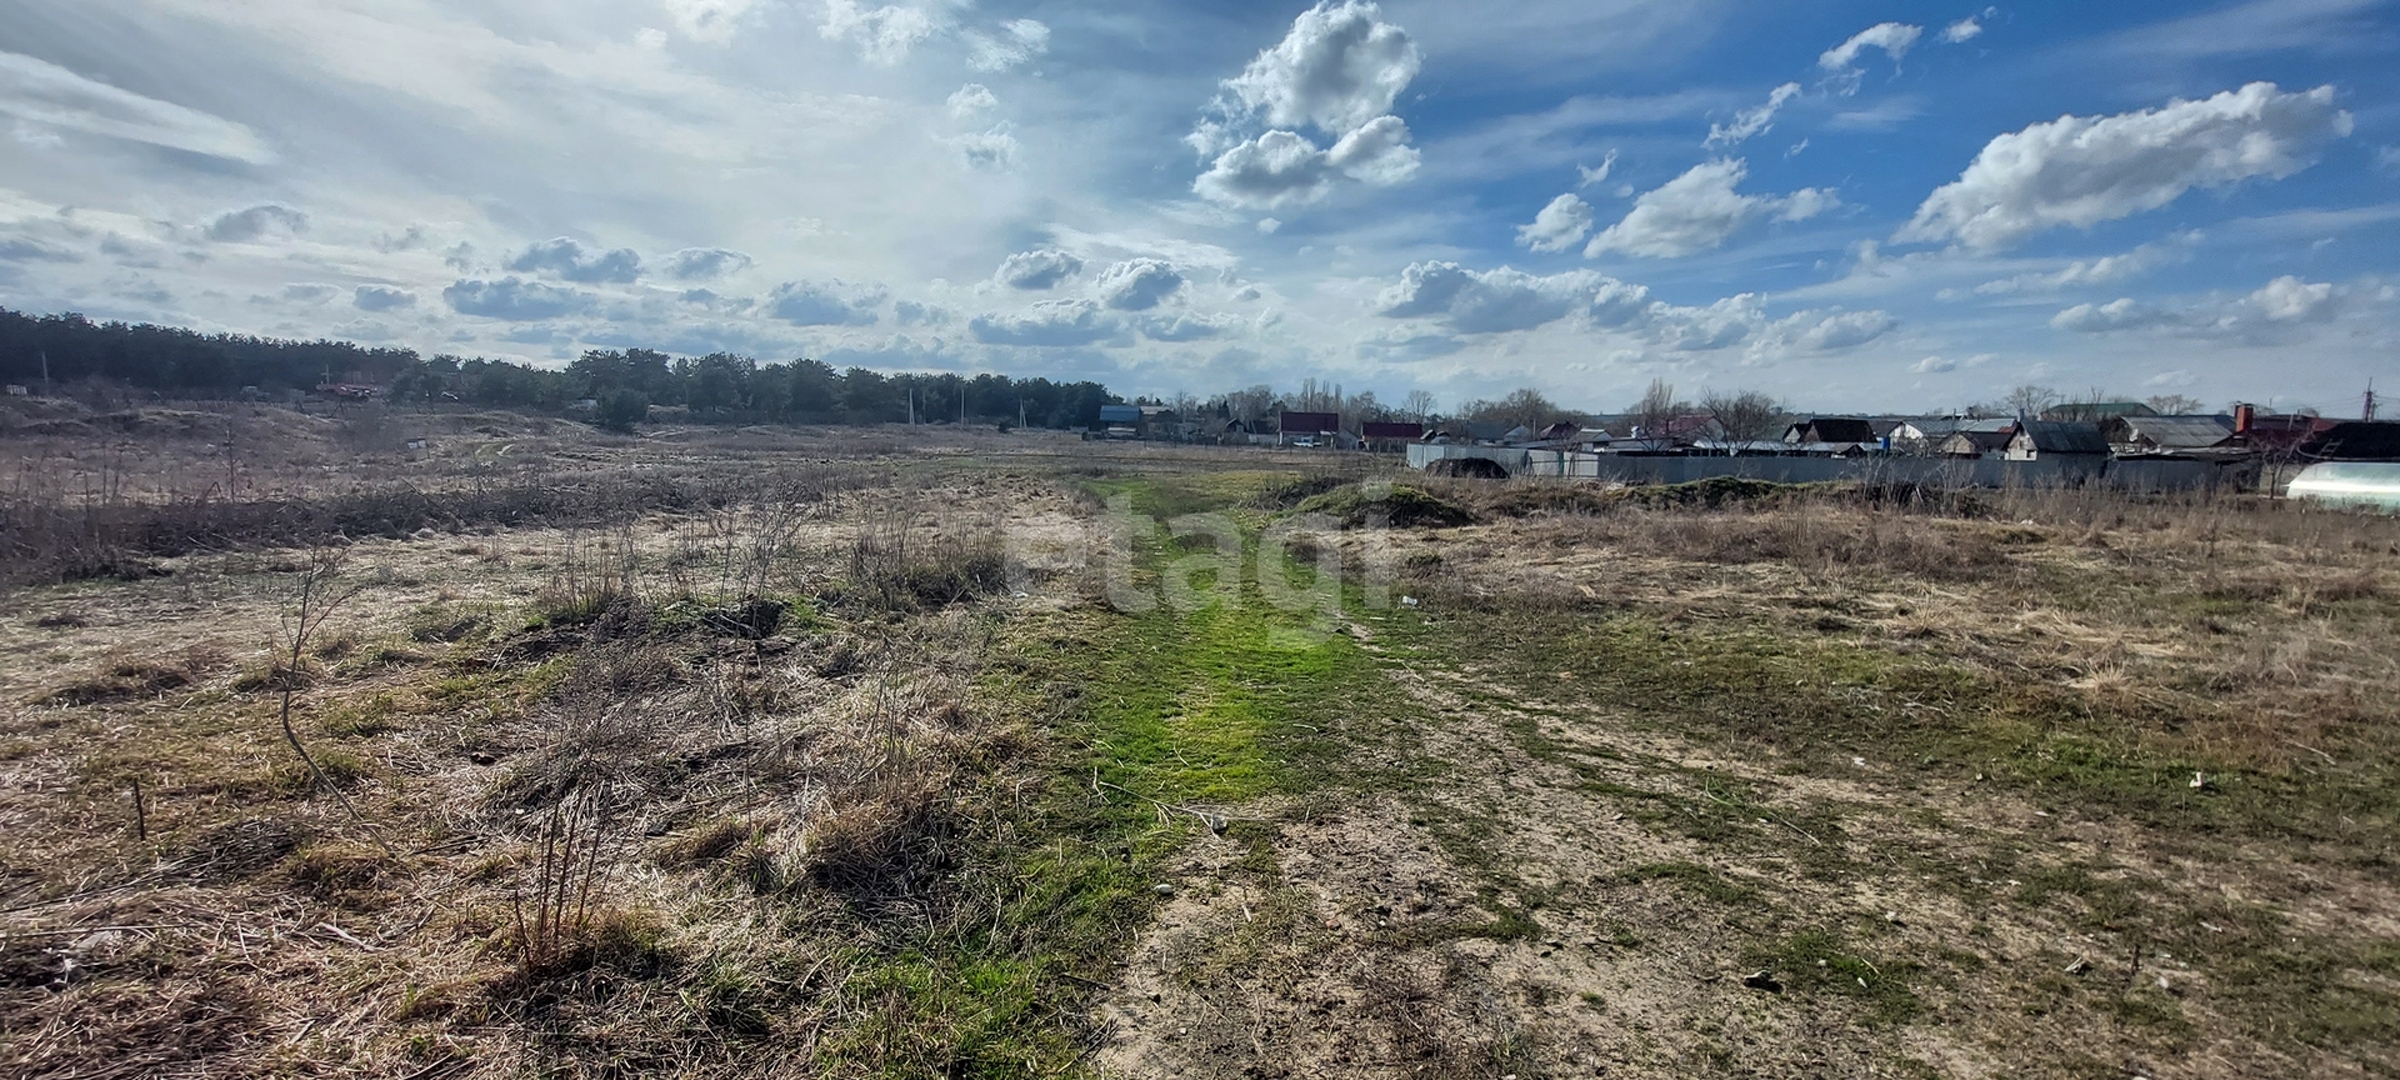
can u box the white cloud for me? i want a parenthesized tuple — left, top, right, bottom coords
(2052, 275, 2344, 338)
(2376, 145, 2400, 176)
(1942, 15, 1984, 44)
(1142, 311, 1247, 341)
(0, 50, 274, 164)
(1706, 83, 1800, 149)
(1972, 233, 2199, 295)
(892, 299, 951, 325)
(818, 0, 938, 66)
(947, 83, 997, 118)
(1189, 1, 1422, 211)
(1900, 83, 2353, 252)
(1778, 309, 1897, 350)
(969, 297, 1119, 346)
(1094, 258, 1185, 311)
(507, 237, 643, 283)
(995, 249, 1083, 290)
(1374, 262, 1604, 334)
(444, 277, 596, 321)
(204, 204, 307, 243)
(766, 279, 884, 326)
(1819, 22, 1922, 92)
(1577, 150, 1619, 188)
(663, 0, 765, 44)
(1255, 218, 1282, 235)
(1912, 355, 1957, 373)
(950, 125, 1017, 169)
(1584, 159, 1837, 258)
(1222, 1, 1420, 135)
(665, 247, 753, 280)
(1516, 193, 1595, 252)
(965, 19, 1050, 72)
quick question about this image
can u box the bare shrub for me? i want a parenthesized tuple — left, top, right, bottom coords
(844, 502, 1006, 612)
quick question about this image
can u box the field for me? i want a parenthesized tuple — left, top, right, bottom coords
(2, 399, 2396, 1079)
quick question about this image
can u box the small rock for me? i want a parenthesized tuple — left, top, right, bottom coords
(1153, 883, 1175, 897)
(2064, 956, 2090, 975)
(1204, 814, 1228, 835)
(469, 751, 497, 766)
(1741, 970, 1782, 993)
(1400, 596, 1419, 607)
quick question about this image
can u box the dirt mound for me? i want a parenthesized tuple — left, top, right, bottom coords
(1294, 483, 1476, 528)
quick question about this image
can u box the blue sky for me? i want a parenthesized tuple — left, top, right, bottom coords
(0, 0, 2394, 414)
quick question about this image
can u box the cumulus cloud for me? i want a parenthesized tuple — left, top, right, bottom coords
(994, 249, 1083, 290)
(1912, 355, 1958, 373)
(951, 125, 1017, 169)
(1094, 258, 1185, 311)
(0, 236, 78, 263)
(1189, 1, 1422, 210)
(1900, 83, 2353, 252)
(1943, 15, 1985, 44)
(1585, 159, 1837, 258)
(1819, 22, 1922, 91)
(507, 238, 643, 283)
(664, 0, 765, 44)
(965, 19, 1050, 72)
(352, 285, 416, 312)
(1222, 0, 1420, 134)
(1373, 262, 1608, 334)
(665, 247, 752, 281)
(819, 0, 937, 65)
(893, 299, 952, 325)
(766, 279, 883, 325)
(947, 83, 997, 118)
(0, 49, 274, 164)
(443, 277, 595, 321)
(969, 298, 1118, 346)
(1517, 193, 1595, 252)
(1707, 83, 1801, 149)
(1972, 233, 2199, 295)
(279, 283, 337, 304)
(1371, 260, 1894, 357)
(205, 204, 307, 243)
(1142, 311, 1247, 341)
(2053, 275, 2343, 339)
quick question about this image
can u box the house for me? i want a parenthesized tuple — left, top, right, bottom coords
(2101, 414, 2233, 455)
(1783, 417, 1878, 445)
(2042, 401, 2156, 422)
(1098, 403, 1141, 439)
(1936, 425, 2016, 458)
(1360, 420, 1423, 451)
(1278, 410, 1339, 447)
(2229, 403, 2333, 453)
(1895, 417, 2012, 454)
(2297, 421, 2400, 462)
(2006, 421, 2109, 462)
(3, 384, 26, 397)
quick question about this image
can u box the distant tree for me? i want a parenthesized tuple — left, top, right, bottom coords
(1700, 389, 1782, 453)
(1402, 389, 1437, 422)
(2005, 384, 2060, 419)
(2145, 393, 2206, 415)
(1462, 387, 1565, 433)
(1630, 378, 1683, 442)
(594, 389, 649, 432)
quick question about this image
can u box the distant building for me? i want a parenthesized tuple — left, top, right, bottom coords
(1278, 410, 1339, 447)
(3, 384, 26, 397)
(1360, 420, 1423, 451)
(1936, 427, 2015, 458)
(2230, 403, 2332, 453)
(2297, 421, 2400, 462)
(1098, 403, 1141, 439)
(1783, 417, 1878, 445)
(2101, 414, 2234, 455)
(1893, 417, 2012, 454)
(2006, 420, 2109, 462)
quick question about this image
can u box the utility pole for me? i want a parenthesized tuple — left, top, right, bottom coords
(907, 387, 915, 425)
(39, 350, 49, 396)
(958, 384, 965, 424)
(2366, 380, 2379, 422)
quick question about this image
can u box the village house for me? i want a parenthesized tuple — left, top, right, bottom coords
(2100, 414, 2235, 456)
(2005, 420, 2109, 463)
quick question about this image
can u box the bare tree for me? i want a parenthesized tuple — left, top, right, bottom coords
(1402, 389, 1437, 423)
(1462, 387, 1565, 433)
(2145, 393, 2205, 415)
(1700, 389, 1782, 454)
(2005, 384, 2060, 419)
(1631, 378, 1682, 443)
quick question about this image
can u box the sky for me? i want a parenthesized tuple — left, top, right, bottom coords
(1, 0, 2396, 415)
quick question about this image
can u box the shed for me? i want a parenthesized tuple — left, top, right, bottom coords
(1097, 404, 1141, 426)
(1936, 427, 2014, 458)
(2006, 421, 2108, 461)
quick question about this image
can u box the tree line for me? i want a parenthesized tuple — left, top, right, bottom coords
(0, 309, 1119, 431)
